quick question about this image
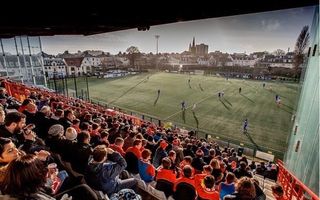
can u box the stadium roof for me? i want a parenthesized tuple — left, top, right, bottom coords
(0, 0, 317, 38)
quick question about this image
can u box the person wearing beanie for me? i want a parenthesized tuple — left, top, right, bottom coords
(65, 127, 77, 141)
(48, 124, 64, 138)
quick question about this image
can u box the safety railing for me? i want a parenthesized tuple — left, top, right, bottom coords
(277, 160, 319, 200)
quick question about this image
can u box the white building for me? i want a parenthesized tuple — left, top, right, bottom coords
(64, 57, 85, 76)
(81, 56, 101, 73)
(229, 53, 258, 67)
(43, 57, 66, 78)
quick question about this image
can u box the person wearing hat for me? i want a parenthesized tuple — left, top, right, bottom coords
(65, 127, 77, 141)
(46, 124, 67, 155)
(153, 140, 168, 168)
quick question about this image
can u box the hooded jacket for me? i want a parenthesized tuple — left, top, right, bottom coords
(85, 152, 127, 195)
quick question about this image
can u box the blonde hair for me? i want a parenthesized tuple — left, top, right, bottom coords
(210, 159, 220, 169)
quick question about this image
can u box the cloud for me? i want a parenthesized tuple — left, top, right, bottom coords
(261, 19, 280, 31)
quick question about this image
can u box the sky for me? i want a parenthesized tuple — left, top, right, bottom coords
(4, 6, 316, 55)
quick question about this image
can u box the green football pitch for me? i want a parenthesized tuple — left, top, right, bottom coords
(52, 72, 299, 158)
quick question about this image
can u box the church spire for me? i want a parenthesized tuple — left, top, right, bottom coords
(192, 37, 195, 47)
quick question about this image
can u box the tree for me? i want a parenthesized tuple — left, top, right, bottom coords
(273, 49, 285, 56)
(126, 46, 140, 70)
(293, 26, 309, 80)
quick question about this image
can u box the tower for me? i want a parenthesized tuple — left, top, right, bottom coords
(155, 35, 160, 55)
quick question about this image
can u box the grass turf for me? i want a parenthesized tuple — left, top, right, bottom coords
(51, 72, 299, 158)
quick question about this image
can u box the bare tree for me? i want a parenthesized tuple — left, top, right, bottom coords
(273, 49, 285, 56)
(126, 46, 140, 70)
(293, 26, 309, 80)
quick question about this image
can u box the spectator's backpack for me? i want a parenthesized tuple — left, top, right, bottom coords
(110, 189, 142, 200)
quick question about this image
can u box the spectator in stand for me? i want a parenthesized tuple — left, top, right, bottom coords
(18, 98, 33, 113)
(239, 156, 248, 165)
(153, 140, 168, 168)
(255, 162, 267, 176)
(97, 130, 110, 147)
(19, 123, 47, 154)
(156, 157, 177, 184)
(174, 165, 195, 192)
(183, 143, 195, 158)
(33, 105, 52, 139)
(233, 161, 253, 179)
(228, 152, 238, 163)
(23, 102, 38, 125)
(70, 131, 93, 174)
(123, 131, 136, 151)
(224, 177, 256, 200)
(168, 150, 178, 172)
(0, 108, 5, 124)
(65, 127, 77, 142)
(194, 174, 219, 200)
(172, 138, 184, 165)
(210, 159, 224, 186)
(271, 184, 286, 200)
(204, 148, 216, 164)
(249, 161, 256, 171)
(90, 123, 101, 146)
(85, 145, 136, 196)
(265, 164, 278, 181)
(191, 149, 206, 174)
(219, 172, 236, 200)
(0, 154, 55, 200)
(145, 135, 156, 154)
(59, 110, 74, 130)
(126, 139, 142, 159)
(1, 154, 98, 200)
(45, 124, 67, 155)
(202, 165, 213, 175)
(110, 137, 126, 157)
(179, 156, 193, 171)
(138, 149, 155, 183)
(251, 178, 266, 200)
(0, 112, 26, 145)
(49, 109, 64, 127)
(0, 137, 23, 182)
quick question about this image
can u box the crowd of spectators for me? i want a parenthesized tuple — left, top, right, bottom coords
(0, 80, 281, 200)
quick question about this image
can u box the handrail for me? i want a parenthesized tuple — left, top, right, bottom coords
(277, 160, 319, 200)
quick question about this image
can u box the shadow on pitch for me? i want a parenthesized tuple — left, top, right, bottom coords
(199, 84, 204, 91)
(153, 94, 160, 106)
(282, 103, 294, 110)
(240, 94, 255, 103)
(219, 99, 231, 110)
(223, 97, 233, 107)
(244, 131, 261, 151)
(182, 109, 186, 123)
